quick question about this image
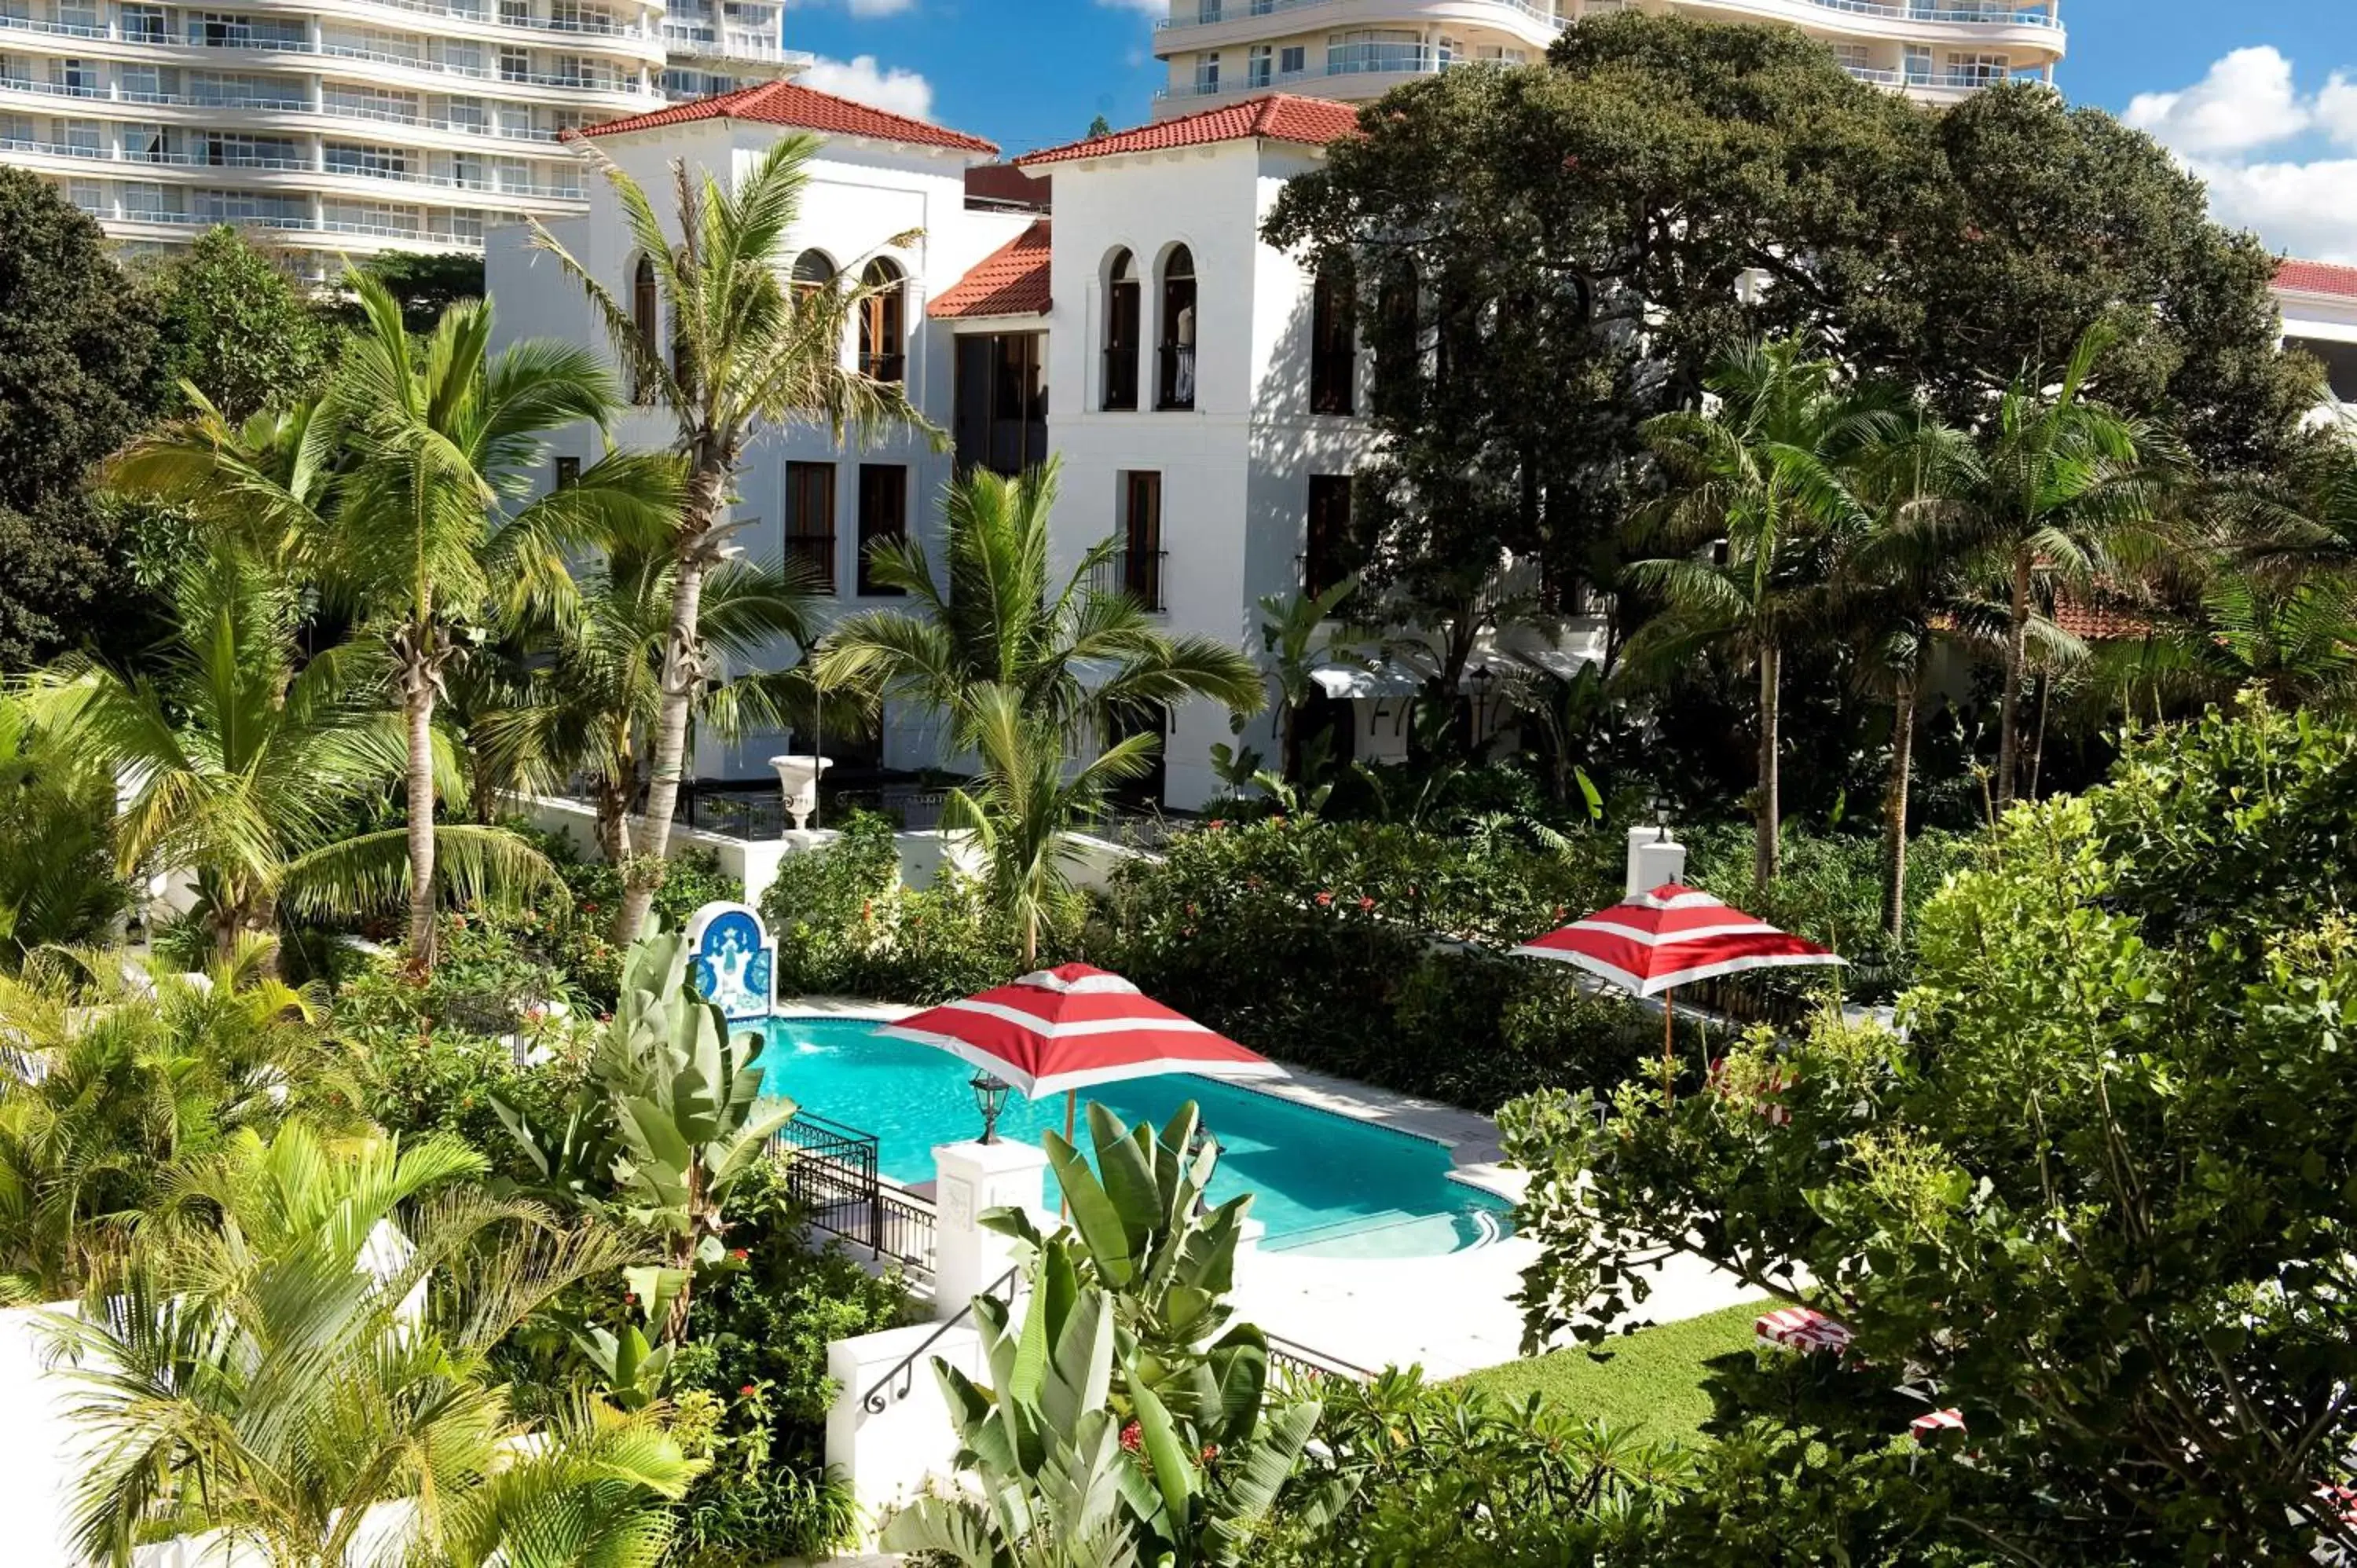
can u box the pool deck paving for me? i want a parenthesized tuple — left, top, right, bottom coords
(776, 995, 1757, 1379)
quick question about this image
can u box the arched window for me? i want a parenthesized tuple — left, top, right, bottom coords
(792, 250, 837, 293)
(1310, 266, 1357, 416)
(630, 254, 658, 404)
(1102, 247, 1140, 411)
(858, 257, 905, 383)
(1156, 244, 1196, 412)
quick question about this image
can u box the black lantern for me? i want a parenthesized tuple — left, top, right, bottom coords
(970, 1072, 1011, 1145)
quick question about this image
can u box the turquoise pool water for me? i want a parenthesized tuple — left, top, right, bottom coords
(757, 1016, 1512, 1260)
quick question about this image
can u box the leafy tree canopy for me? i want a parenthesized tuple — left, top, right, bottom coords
(1262, 15, 2318, 639)
(1503, 694, 2357, 1563)
(146, 225, 335, 419)
(0, 170, 161, 669)
(336, 249, 488, 334)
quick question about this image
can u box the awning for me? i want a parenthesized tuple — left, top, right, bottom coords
(1309, 658, 1426, 699)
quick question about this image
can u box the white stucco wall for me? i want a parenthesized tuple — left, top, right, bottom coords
(1038, 137, 1372, 809)
(486, 119, 1032, 781)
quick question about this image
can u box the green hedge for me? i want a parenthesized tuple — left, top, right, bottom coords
(745, 811, 1964, 1114)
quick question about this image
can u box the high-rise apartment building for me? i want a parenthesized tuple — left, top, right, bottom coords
(1150, 0, 2064, 117)
(0, 0, 804, 262)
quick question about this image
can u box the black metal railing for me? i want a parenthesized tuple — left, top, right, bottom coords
(860, 351, 905, 383)
(1102, 345, 1139, 410)
(862, 1263, 1026, 1417)
(1092, 548, 1168, 611)
(1266, 1332, 1378, 1384)
(771, 1113, 937, 1272)
(785, 532, 837, 593)
(1157, 343, 1196, 410)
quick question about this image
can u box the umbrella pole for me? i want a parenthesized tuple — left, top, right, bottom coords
(1662, 987, 1677, 1109)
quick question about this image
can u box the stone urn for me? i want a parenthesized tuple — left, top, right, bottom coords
(768, 754, 834, 831)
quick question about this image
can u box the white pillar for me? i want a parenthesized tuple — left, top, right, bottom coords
(1626, 825, 1688, 898)
(930, 1138, 1047, 1322)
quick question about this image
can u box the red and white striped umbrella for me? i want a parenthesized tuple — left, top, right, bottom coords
(874, 962, 1286, 1101)
(1509, 883, 1842, 996)
(1512, 883, 1841, 1106)
(1755, 1306, 1854, 1356)
(1910, 1407, 1967, 1439)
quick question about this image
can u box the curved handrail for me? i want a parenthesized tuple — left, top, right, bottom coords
(860, 1264, 1025, 1418)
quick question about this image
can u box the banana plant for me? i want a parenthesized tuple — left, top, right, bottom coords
(496, 921, 796, 1341)
(987, 1101, 1254, 1418)
(569, 1265, 686, 1412)
(882, 1236, 1318, 1567)
(890, 1101, 1322, 1566)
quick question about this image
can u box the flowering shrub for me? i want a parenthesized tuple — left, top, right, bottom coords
(474, 830, 742, 1006)
(759, 810, 1039, 1003)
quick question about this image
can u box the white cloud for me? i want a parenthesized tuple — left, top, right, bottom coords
(2124, 48, 2357, 264)
(845, 0, 915, 14)
(801, 53, 935, 119)
(2123, 46, 2309, 156)
(2317, 73, 2357, 148)
(2180, 154, 2357, 265)
(1094, 0, 1167, 14)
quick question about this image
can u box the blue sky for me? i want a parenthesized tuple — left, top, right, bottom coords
(781, 0, 2357, 259)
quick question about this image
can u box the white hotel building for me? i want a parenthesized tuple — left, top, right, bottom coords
(0, 0, 800, 262)
(1147, 0, 2066, 116)
(486, 10, 2141, 815)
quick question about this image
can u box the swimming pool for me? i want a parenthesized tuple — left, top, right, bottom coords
(757, 1016, 1512, 1260)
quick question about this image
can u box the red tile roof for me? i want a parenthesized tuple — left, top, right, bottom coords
(2052, 598, 2154, 642)
(930, 218, 1051, 320)
(1014, 93, 1361, 169)
(571, 79, 998, 155)
(2278, 258, 2357, 299)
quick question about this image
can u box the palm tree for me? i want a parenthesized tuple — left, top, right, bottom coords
(50, 1122, 690, 1568)
(1622, 335, 1888, 887)
(2097, 575, 2357, 716)
(474, 540, 820, 867)
(533, 134, 926, 943)
(110, 271, 680, 973)
(816, 458, 1264, 760)
(1254, 574, 1362, 784)
(944, 685, 1159, 968)
(0, 940, 339, 1303)
(23, 557, 548, 969)
(1906, 325, 2178, 806)
(0, 694, 134, 967)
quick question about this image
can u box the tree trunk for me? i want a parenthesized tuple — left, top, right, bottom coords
(617, 461, 725, 944)
(1883, 679, 1916, 942)
(1996, 552, 2032, 808)
(2028, 672, 2051, 800)
(225, 896, 281, 979)
(1754, 643, 1781, 888)
(403, 672, 439, 977)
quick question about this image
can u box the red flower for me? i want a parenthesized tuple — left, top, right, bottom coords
(1208, 819, 1228, 830)
(1314, 891, 1333, 907)
(739, 1384, 757, 1398)
(1120, 1421, 1143, 1453)
(729, 1247, 750, 1261)
(623, 1291, 637, 1305)
(1186, 903, 1198, 917)
(1358, 896, 1376, 912)
(1200, 1442, 1221, 1465)
(582, 901, 599, 914)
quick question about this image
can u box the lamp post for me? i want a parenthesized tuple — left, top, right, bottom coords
(970, 1072, 1011, 1145)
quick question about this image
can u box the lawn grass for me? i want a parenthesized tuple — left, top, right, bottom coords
(1457, 1299, 1766, 1442)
